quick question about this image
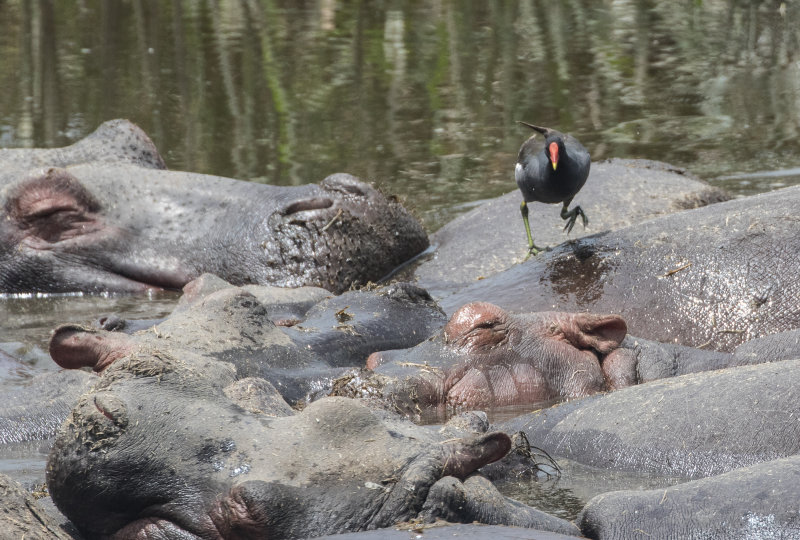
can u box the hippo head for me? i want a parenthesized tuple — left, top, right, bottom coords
(254, 173, 429, 293)
(0, 122, 428, 294)
(45, 348, 570, 538)
(353, 302, 634, 415)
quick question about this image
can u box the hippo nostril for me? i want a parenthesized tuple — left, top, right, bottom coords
(92, 393, 129, 429)
(95, 397, 115, 422)
(283, 198, 334, 215)
(96, 314, 126, 332)
(321, 173, 370, 196)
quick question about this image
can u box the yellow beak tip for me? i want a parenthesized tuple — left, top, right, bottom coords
(552, 162, 558, 171)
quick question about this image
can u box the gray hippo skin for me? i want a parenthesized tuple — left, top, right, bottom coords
(332, 301, 797, 417)
(499, 358, 800, 478)
(411, 159, 730, 294)
(49, 277, 447, 405)
(440, 186, 800, 351)
(577, 455, 800, 539)
(0, 120, 428, 294)
(46, 351, 580, 538)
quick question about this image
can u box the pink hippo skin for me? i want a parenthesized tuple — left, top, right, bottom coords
(339, 301, 635, 415)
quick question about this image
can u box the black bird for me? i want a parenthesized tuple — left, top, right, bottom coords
(514, 122, 591, 256)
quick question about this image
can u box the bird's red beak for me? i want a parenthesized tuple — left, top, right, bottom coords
(549, 142, 559, 171)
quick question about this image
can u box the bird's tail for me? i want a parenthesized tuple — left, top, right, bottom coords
(517, 121, 552, 137)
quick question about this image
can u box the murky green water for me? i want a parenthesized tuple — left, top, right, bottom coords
(2, 1, 800, 232)
(1, 0, 799, 527)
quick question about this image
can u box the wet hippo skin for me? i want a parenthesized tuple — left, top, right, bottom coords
(0, 120, 428, 294)
(49, 279, 447, 405)
(332, 303, 800, 417)
(440, 186, 800, 351)
(411, 158, 730, 294)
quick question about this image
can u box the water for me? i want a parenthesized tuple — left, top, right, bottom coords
(1, 0, 798, 526)
(2, 1, 799, 231)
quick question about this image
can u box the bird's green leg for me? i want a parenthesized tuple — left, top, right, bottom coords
(520, 201, 545, 258)
(560, 198, 589, 234)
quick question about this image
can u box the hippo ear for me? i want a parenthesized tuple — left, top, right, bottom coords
(565, 314, 627, 354)
(441, 432, 511, 479)
(7, 168, 102, 244)
(49, 324, 136, 372)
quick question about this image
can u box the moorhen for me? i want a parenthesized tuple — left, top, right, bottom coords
(514, 122, 591, 256)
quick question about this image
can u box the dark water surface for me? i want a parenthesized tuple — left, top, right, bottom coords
(1, 0, 799, 527)
(2, 1, 800, 230)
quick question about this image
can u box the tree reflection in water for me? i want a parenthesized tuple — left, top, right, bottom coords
(0, 0, 798, 229)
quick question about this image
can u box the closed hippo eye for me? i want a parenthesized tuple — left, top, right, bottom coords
(8, 168, 102, 244)
(444, 302, 510, 350)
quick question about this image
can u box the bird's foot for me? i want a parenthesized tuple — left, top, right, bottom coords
(524, 243, 547, 261)
(561, 205, 588, 234)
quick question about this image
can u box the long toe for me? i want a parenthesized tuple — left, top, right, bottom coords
(578, 208, 588, 228)
(563, 215, 577, 234)
(524, 243, 546, 260)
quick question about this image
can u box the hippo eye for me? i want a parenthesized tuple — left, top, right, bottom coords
(9, 169, 101, 243)
(21, 204, 96, 243)
(473, 319, 500, 330)
(450, 317, 508, 351)
(444, 302, 510, 349)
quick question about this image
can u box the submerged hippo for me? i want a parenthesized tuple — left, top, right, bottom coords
(46, 349, 580, 538)
(439, 186, 800, 351)
(0, 120, 428, 294)
(339, 302, 629, 417)
(411, 159, 730, 293)
(0, 118, 166, 171)
(49, 278, 447, 405)
(332, 302, 800, 417)
(499, 358, 800, 478)
(577, 455, 800, 539)
(495, 359, 800, 538)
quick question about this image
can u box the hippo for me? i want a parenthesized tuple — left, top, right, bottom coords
(410, 159, 730, 294)
(0, 120, 428, 294)
(437, 185, 800, 351)
(0, 370, 95, 446)
(0, 118, 166, 171)
(48, 278, 447, 405)
(577, 455, 800, 539)
(46, 349, 580, 538)
(92, 272, 333, 333)
(336, 302, 629, 418)
(498, 358, 800, 478)
(1, 277, 443, 466)
(331, 301, 800, 418)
